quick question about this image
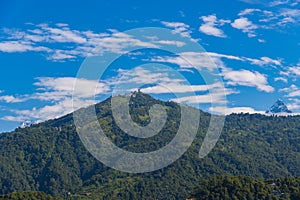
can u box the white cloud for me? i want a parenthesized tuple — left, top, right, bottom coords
(0, 23, 159, 61)
(286, 98, 300, 110)
(1, 21, 294, 63)
(199, 24, 225, 38)
(222, 68, 274, 92)
(170, 87, 236, 105)
(0, 95, 27, 103)
(141, 82, 224, 94)
(278, 85, 300, 113)
(239, 0, 267, 4)
(0, 77, 110, 122)
(281, 63, 300, 77)
(151, 51, 277, 93)
(238, 8, 261, 16)
(110, 66, 231, 106)
(47, 50, 77, 61)
(154, 40, 186, 47)
(280, 8, 300, 17)
(151, 52, 220, 71)
(274, 77, 288, 83)
(34, 77, 109, 98)
(115, 67, 184, 87)
(91, 31, 158, 54)
(206, 52, 243, 61)
(204, 52, 281, 68)
(264, 8, 300, 26)
(161, 21, 192, 38)
(210, 106, 265, 115)
(199, 14, 230, 38)
(269, 0, 290, 6)
(231, 17, 258, 37)
(55, 23, 69, 27)
(236, 4, 300, 32)
(171, 94, 220, 104)
(291, 0, 300, 6)
(152, 51, 282, 71)
(177, 68, 194, 73)
(289, 66, 300, 76)
(170, 93, 220, 105)
(3, 98, 95, 122)
(39, 25, 87, 43)
(280, 84, 297, 92)
(245, 56, 282, 66)
(274, 8, 300, 26)
(0, 41, 50, 53)
(280, 84, 300, 97)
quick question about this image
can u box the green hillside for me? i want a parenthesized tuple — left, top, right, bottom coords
(0, 191, 58, 200)
(189, 176, 300, 200)
(1, 92, 300, 199)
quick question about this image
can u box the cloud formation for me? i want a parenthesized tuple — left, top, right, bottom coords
(222, 68, 274, 92)
(199, 14, 230, 38)
(0, 77, 110, 122)
(210, 106, 265, 115)
(231, 17, 258, 37)
(0, 23, 160, 61)
(151, 51, 278, 93)
(161, 21, 193, 38)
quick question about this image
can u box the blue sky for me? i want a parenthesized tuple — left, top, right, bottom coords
(0, 0, 300, 132)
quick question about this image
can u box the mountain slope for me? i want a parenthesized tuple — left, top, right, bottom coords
(1, 92, 300, 199)
(189, 175, 300, 200)
(0, 191, 58, 200)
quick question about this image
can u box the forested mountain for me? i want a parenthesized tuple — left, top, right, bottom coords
(1, 92, 300, 199)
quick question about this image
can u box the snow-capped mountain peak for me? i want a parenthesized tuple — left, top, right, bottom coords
(266, 99, 292, 114)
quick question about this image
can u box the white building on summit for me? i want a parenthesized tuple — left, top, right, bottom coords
(19, 121, 32, 128)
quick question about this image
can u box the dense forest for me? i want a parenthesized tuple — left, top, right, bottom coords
(189, 176, 300, 200)
(1, 92, 300, 199)
(0, 191, 58, 200)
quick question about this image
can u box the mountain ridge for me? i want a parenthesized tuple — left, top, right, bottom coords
(1, 92, 300, 199)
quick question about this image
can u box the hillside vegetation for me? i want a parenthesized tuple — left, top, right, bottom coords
(190, 176, 300, 200)
(1, 92, 300, 199)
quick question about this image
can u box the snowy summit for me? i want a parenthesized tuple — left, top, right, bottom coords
(266, 99, 292, 114)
